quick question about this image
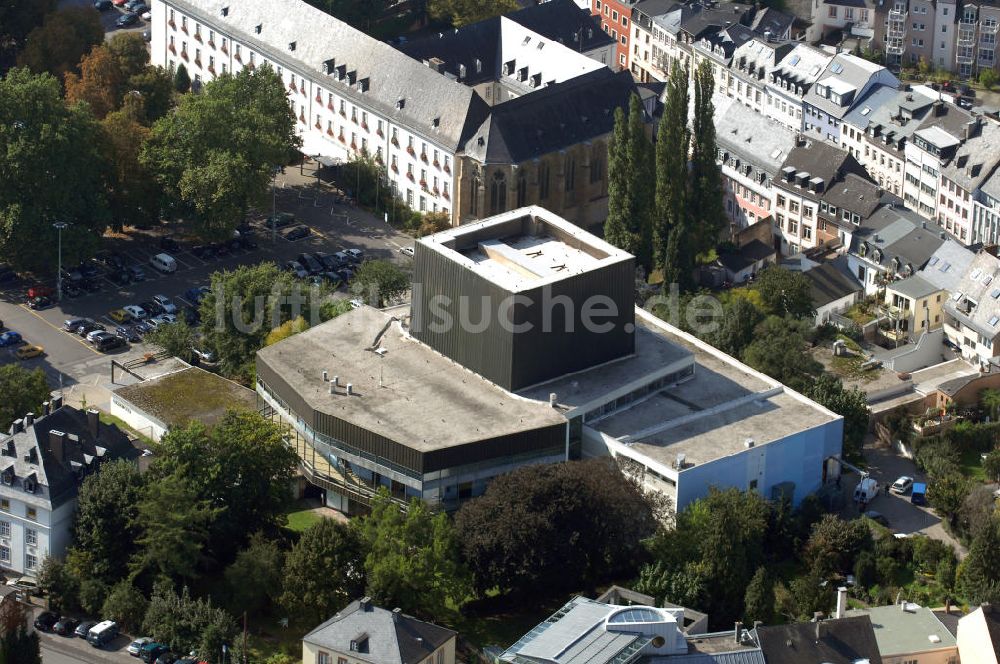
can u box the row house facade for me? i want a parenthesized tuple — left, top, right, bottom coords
(591, 0, 636, 68)
(152, 0, 635, 229)
(801, 52, 899, 144)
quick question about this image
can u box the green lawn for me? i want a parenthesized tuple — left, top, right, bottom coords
(283, 504, 323, 533)
(960, 448, 987, 482)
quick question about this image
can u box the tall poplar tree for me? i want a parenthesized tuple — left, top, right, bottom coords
(656, 62, 692, 286)
(690, 60, 725, 257)
(605, 94, 654, 271)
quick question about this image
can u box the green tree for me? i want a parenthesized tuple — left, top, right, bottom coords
(106, 32, 149, 79)
(351, 259, 410, 307)
(0, 366, 50, 431)
(753, 266, 815, 318)
(980, 388, 1000, 421)
(605, 94, 653, 271)
(984, 448, 1000, 483)
(128, 66, 175, 124)
(17, 7, 103, 81)
(149, 411, 298, 564)
(131, 474, 221, 583)
(72, 459, 144, 584)
(0, 0, 56, 68)
(806, 374, 870, 459)
(101, 579, 149, 634)
(854, 550, 877, 588)
(655, 62, 691, 285)
(64, 44, 123, 119)
(689, 61, 725, 257)
(78, 577, 109, 616)
(37, 557, 79, 613)
(143, 583, 236, 659)
(358, 491, 468, 619)
(224, 533, 285, 617)
(709, 297, 764, 357)
(143, 66, 299, 239)
(264, 316, 310, 347)
(980, 68, 999, 90)
(199, 262, 322, 379)
(927, 472, 973, 527)
(145, 320, 196, 362)
(281, 519, 366, 625)
(743, 567, 774, 625)
(100, 103, 160, 230)
(0, 67, 110, 272)
(741, 316, 823, 392)
(454, 458, 659, 597)
(803, 514, 873, 578)
(427, 0, 520, 26)
(777, 570, 834, 621)
(173, 62, 191, 93)
(960, 519, 1000, 603)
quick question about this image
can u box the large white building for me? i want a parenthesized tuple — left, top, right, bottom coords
(149, 0, 631, 228)
(0, 398, 137, 576)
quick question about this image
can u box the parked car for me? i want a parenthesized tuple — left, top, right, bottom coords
(141, 300, 164, 316)
(283, 225, 311, 241)
(284, 261, 309, 279)
(399, 246, 415, 257)
(140, 643, 170, 663)
(332, 251, 350, 267)
(64, 283, 82, 298)
(16, 345, 44, 360)
(123, 305, 148, 320)
(94, 0, 114, 10)
(349, 298, 363, 309)
(321, 272, 343, 288)
(182, 306, 200, 326)
(127, 636, 153, 655)
(76, 620, 98, 639)
(266, 212, 295, 228)
(116, 12, 140, 27)
(238, 234, 258, 250)
(911, 482, 928, 505)
(54, 617, 81, 636)
(152, 294, 177, 314)
(149, 253, 177, 273)
(345, 248, 364, 263)
(87, 620, 119, 647)
(128, 265, 146, 282)
(28, 296, 52, 310)
(160, 236, 180, 252)
(191, 347, 216, 363)
(64, 318, 88, 332)
(88, 330, 115, 344)
(80, 279, 103, 293)
(0, 331, 23, 347)
(155, 652, 179, 664)
(109, 270, 131, 286)
(77, 320, 105, 336)
(891, 476, 914, 494)
(78, 262, 100, 279)
(184, 286, 211, 305)
(26, 285, 53, 299)
(192, 244, 213, 259)
(116, 327, 141, 343)
(109, 309, 133, 324)
(33, 611, 59, 632)
(150, 313, 177, 327)
(95, 335, 126, 352)
(297, 253, 323, 274)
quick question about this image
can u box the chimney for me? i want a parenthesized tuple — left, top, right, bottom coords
(392, 608, 402, 622)
(812, 611, 824, 622)
(24, 413, 34, 427)
(836, 587, 847, 619)
(322, 370, 328, 382)
(333, 375, 340, 388)
(346, 384, 354, 396)
(329, 381, 335, 395)
(10, 419, 22, 435)
(51, 395, 62, 411)
(41, 402, 50, 417)
(359, 597, 372, 611)
(49, 430, 66, 464)
(549, 392, 558, 407)
(86, 409, 99, 438)
(734, 621, 742, 643)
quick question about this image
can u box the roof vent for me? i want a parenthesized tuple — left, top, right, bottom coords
(220, 6, 229, 16)
(549, 393, 558, 407)
(346, 383, 354, 396)
(458, 63, 466, 79)
(288, 41, 296, 52)
(255, 23, 262, 34)
(322, 58, 335, 75)
(359, 597, 372, 611)
(432, 117, 440, 128)
(674, 453, 686, 469)
(396, 98, 405, 110)
(745, 437, 755, 448)
(357, 77, 369, 93)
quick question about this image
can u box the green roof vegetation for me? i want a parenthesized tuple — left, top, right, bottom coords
(115, 367, 257, 428)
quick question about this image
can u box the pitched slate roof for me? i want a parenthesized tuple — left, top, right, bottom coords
(942, 250, 1000, 339)
(464, 68, 637, 164)
(0, 404, 138, 510)
(852, 205, 946, 272)
(714, 92, 797, 175)
(750, 7, 794, 37)
(304, 599, 455, 664)
(506, 0, 614, 53)
(804, 53, 894, 120)
(919, 241, 975, 293)
(757, 616, 883, 664)
(171, 0, 489, 151)
(941, 120, 1000, 192)
(805, 260, 863, 308)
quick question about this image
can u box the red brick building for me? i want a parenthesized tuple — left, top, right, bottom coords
(591, 0, 633, 69)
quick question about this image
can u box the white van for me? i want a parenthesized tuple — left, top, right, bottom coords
(87, 620, 118, 647)
(149, 253, 177, 274)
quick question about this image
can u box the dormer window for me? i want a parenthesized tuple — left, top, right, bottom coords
(220, 6, 229, 16)
(255, 23, 262, 34)
(1, 468, 12, 486)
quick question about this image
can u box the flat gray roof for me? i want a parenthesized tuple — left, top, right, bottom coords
(591, 311, 838, 468)
(255, 306, 566, 451)
(887, 274, 940, 300)
(845, 605, 957, 655)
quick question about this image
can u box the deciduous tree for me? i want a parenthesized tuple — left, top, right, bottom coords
(17, 7, 103, 81)
(224, 533, 285, 617)
(605, 95, 653, 271)
(0, 366, 50, 430)
(0, 67, 110, 272)
(143, 66, 299, 239)
(65, 45, 123, 119)
(743, 567, 774, 625)
(101, 580, 149, 634)
(689, 61, 725, 257)
(803, 514, 873, 577)
(281, 519, 366, 625)
(427, 0, 520, 27)
(752, 266, 815, 318)
(0, 0, 56, 68)
(145, 320, 196, 362)
(350, 259, 410, 307)
(959, 519, 1000, 604)
(741, 316, 823, 392)
(143, 583, 236, 659)
(358, 492, 468, 618)
(927, 472, 972, 528)
(655, 62, 691, 285)
(72, 459, 144, 585)
(806, 374, 870, 459)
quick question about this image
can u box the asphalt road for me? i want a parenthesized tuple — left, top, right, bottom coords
(0, 168, 415, 396)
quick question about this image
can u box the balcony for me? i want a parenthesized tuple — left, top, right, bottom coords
(886, 38, 905, 55)
(957, 51, 975, 64)
(984, 21, 1000, 34)
(959, 21, 977, 45)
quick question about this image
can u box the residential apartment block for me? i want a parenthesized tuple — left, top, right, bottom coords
(942, 249, 1000, 366)
(0, 398, 137, 576)
(151, 0, 634, 230)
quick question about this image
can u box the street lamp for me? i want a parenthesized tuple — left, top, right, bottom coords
(52, 222, 68, 302)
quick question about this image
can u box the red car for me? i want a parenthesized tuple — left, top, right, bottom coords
(26, 285, 53, 299)
(112, 0, 128, 5)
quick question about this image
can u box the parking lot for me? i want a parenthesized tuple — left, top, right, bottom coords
(0, 166, 415, 401)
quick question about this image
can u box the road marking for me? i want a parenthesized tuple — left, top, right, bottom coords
(19, 304, 101, 355)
